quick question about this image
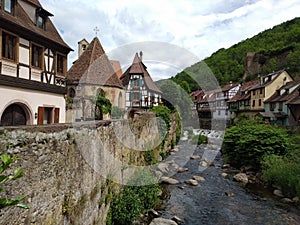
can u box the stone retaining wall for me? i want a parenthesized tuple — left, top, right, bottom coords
(0, 112, 178, 225)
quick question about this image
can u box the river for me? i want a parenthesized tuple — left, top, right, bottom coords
(156, 134, 300, 225)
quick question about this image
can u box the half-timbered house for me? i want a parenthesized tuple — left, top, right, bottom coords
(120, 52, 162, 111)
(0, 0, 72, 126)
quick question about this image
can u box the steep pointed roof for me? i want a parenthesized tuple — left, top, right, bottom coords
(67, 37, 124, 89)
(120, 53, 162, 94)
(0, 0, 71, 52)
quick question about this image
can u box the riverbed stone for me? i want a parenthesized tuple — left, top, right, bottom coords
(221, 173, 228, 178)
(161, 176, 180, 185)
(157, 163, 169, 173)
(273, 189, 284, 197)
(293, 197, 299, 203)
(185, 179, 198, 186)
(172, 216, 183, 224)
(199, 161, 208, 167)
(222, 164, 230, 169)
(193, 176, 205, 182)
(233, 173, 249, 184)
(225, 191, 234, 197)
(190, 155, 200, 159)
(281, 198, 293, 203)
(178, 167, 188, 173)
(150, 218, 178, 225)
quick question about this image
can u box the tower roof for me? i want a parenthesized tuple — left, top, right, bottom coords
(67, 37, 124, 89)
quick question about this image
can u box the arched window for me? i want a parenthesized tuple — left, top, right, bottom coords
(118, 92, 122, 108)
(68, 88, 76, 98)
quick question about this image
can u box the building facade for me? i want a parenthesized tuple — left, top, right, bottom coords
(120, 52, 162, 111)
(0, 0, 72, 126)
(66, 37, 125, 122)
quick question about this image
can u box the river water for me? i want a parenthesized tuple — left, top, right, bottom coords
(157, 136, 300, 225)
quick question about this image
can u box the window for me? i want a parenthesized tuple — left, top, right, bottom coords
(4, 0, 14, 14)
(260, 88, 263, 95)
(57, 53, 65, 74)
(278, 102, 283, 111)
(270, 102, 275, 111)
(2, 32, 17, 61)
(37, 15, 45, 29)
(253, 91, 255, 96)
(259, 99, 262, 106)
(31, 44, 43, 68)
(252, 100, 255, 107)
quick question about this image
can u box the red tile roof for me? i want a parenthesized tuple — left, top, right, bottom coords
(228, 80, 260, 103)
(110, 60, 123, 78)
(67, 37, 124, 89)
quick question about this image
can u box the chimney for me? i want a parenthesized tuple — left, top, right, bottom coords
(139, 51, 143, 61)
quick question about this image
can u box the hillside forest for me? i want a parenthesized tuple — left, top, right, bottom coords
(169, 17, 300, 92)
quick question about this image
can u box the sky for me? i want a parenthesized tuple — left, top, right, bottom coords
(40, 0, 300, 81)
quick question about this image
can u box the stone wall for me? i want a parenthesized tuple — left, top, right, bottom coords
(0, 112, 178, 225)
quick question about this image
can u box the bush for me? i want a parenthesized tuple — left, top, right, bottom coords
(222, 122, 289, 169)
(191, 134, 208, 145)
(262, 155, 300, 198)
(261, 132, 300, 198)
(107, 169, 161, 225)
(150, 106, 171, 130)
(111, 106, 125, 119)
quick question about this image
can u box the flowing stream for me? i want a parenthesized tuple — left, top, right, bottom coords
(157, 135, 300, 225)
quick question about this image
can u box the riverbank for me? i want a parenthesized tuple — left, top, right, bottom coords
(151, 139, 300, 225)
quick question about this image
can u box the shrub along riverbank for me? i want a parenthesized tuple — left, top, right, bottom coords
(222, 119, 300, 201)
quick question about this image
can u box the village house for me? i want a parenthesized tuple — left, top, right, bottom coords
(248, 69, 293, 116)
(286, 85, 300, 126)
(264, 80, 300, 126)
(0, 0, 72, 126)
(120, 52, 162, 113)
(66, 37, 125, 122)
(213, 82, 240, 121)
(192, 89, 216, 129)
(228, 79, 260, 121)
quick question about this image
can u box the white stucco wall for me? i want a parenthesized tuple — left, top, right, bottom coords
(0, 85, 66, 124)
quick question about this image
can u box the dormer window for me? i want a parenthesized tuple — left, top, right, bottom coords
(35, 7, 53, 30)
(37, 15, 45, 29)
(4, 0, 14, 15)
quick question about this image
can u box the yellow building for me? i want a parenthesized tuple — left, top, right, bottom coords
(249, 70, 293, 113)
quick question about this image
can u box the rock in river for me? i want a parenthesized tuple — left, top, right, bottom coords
(184, 179, 199, 186)
(233, 173, 249, 184)
(161, 176, 180, 185)
(150, 218, 178, 225)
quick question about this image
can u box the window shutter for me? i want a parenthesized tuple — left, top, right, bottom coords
(37, 107, 44, 125)
(54, 108, 60, 123)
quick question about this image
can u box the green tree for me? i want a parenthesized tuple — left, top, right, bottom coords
(0, 154, 29, 211)
(92, 90, 112, 120)
(179, 81, 191, 94)
(222, 121, 289, 169)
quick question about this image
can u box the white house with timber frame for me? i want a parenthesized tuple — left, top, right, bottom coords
(0, 0, 72, 126)
(120, 52, 162, 111)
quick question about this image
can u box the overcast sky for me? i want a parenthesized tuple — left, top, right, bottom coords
(40, 0, 300, 81)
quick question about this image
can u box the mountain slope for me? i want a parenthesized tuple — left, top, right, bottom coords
(173, 17, 300, 90)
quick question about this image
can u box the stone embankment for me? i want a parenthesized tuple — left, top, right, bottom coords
(0, 113, 179, 225)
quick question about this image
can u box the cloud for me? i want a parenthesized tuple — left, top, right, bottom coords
(39, 0, 300, 80)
